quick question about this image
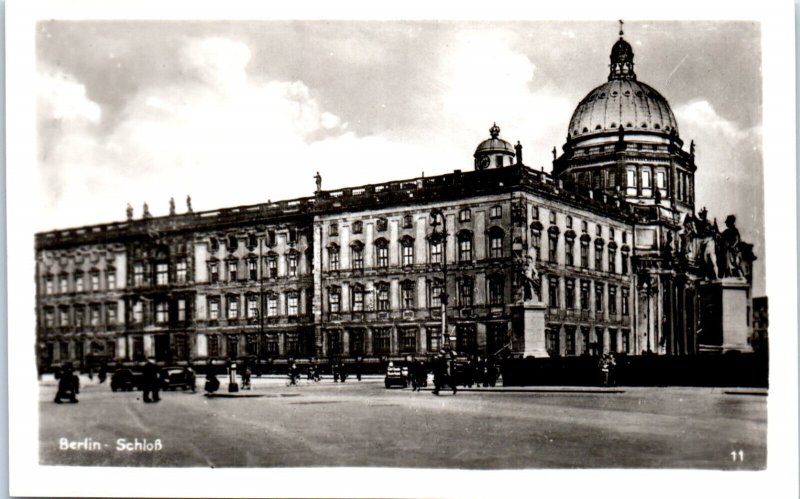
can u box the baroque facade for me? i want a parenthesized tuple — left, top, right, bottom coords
(34, 32, 757, 370)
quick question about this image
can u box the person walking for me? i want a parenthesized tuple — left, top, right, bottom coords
(204, 370, 220, 393)
(54, 366, 79, 403)
(141, 358, 161, 403)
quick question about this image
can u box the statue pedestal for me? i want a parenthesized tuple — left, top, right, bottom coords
(697, 278, 752, 353)
(518, 301, 549, 358)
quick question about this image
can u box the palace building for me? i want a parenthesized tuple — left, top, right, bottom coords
(34, 31, 757, 371)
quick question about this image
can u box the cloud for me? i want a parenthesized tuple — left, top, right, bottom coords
(38, 66, 102, 124)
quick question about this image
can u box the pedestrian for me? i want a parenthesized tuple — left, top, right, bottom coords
(141, 357, 161, 403)
(339, 361, 348, 383)
(54, 366, 79, 404)
(205, 370, 220, 393)
(184, 364, 196, 392)
(332, 361, 340, 383)
(355, 357, 363, 382)
(288, 362, 300, 386)
(98, 364, 107, 384)
(432, 354, 457, 396)
(242, 365, 252, 390)
(486, 356, 498, 387)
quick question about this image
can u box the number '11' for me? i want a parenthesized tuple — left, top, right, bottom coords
(731, 450, 744, 461)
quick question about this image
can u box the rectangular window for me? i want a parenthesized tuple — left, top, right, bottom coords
(45, 276, 54, 295)
(490, 235, 503, 259)
(268, 257, 277, 278)
(430, 281, 443, 308)
(580, 280, 590, 310)
(458, 278, 473, 307)
(456, 325, 478, 354)
(156, 302, 169, 324)
(609, 285, 617, 315)
(329, 223, 338, 236)
(531, 233, 541, 261)
(133, 263, 144, 287)
(373, 328, 391, 355)
(178, 299, 187, 322)
(59, 308, 70, 327)
(489, 278, 504, 305)
(228, 296, 239, 319)
(248, 260, 257, 280)
(609, 249, 616, 274)
(430, 241, 443, 264)
(228, 261, 238, 282)
(352, 248, 364, 270)
(459, 209, 471, 222)
(245, 334, 258, 356)
(288, 254, 298, 277)
(208, 298, 220, 320)
(267, 296, 278, 317)
(227, 336, 239, 358)
(75, 273, 84, 292)
(329, 288, 341, 313)
(285, 333, 300, 356)
(622, 329, 630, 353)
(595, 246, 603, 271)
(565, 240, 574, 266)
(132, 301, 143, 323)
(208, 335, 220, 357)
(595, 283, 604, 313)
(209, 262, 219, 283)
(377, 285, 390, 311)
(376, 245, 388, 268)
(90, 305, 100, 326)
(44, 308, 55, 328)
(622, 253, 629, 274)
(400, 328, 417, 353)
(402, 244, 414, 266)
(352, 288, 364, 312)
(263, 333, 278, 355)
(287, 293, 299, 316)
(402, 283, 415, 309)
(156, 263, 169, 285)
(565, 278, 575, 309)
(548, 277, 559, 308)
(642, 170, 651, 188)
(580, 242, 589, 268)
(548, 235, 558, 263)
(596, 225, 602, 237)
(549, 211, 557, 224)
(60, 275, 69, 293)
(565, 327, 576, 356)
(459, 238, 472, 262)
(247, 295, 258, 319)
(91, 272, 100, 291)
(75, 307, 85, 327)
(621, 288, 630, 316)
(490, 205, 502, 218)
(566, 215, 573, 228)
(106, 304, 117, 325)
(176, 260, 187, 283)
(427, 327, 442, 353)
(329, 248, 340, 271)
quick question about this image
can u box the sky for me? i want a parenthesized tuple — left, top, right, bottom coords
(35, 20, 764, 294)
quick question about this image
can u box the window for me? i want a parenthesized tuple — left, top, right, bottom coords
(227, 296, 239, 319)
(565, 238, 575, 266)
(656, 170, 666, 197)
(267, 256, 277, 278)
(329, 223, 339, 236)
(209, 237, 219, 252)
(375, 240, 389, 268)
(458, 277, 473, 307)
(486, 323, 508, 355)
(456, 325, 478, 355)
(531, 231, 541, 261)
(45, 275, 54, 295)
(132, 301, 143, 323)
(208, 298, 220, 320)
(566, 215, 573, 228)
(430, 241, 443, 264)
(262, 333, 278, 355)
(285, 333, 300, 355)
(248, 259, 258, 280)
(352, 285, 365, 312)
(90, 271, 100, 291)
(532, 206, 539, 220)
(549, 211, 557, 224)
(548, 234, 558, 263)
(427, 327, 442, 352)
(328, 246, 340, 271)
(352, 244, 365, 270)
(373, 328, 390, 355)
(459, 208, 471, 222)
(458, 232, 473, 262)
(106, 303, 117, 325)
(228, 261, 238, 282)
(401, 281, 415, 309)
(178, 299, 187, 322)
(267, 295, 278, 317)
(488, 227, 504, 259)
(610, 228, 616, 241)
(75, 272, 84, 292)
(107, 269, 116, 290)
(208, 335, 220, 357)
(622, 252, 629, 275)
(156, 302, 169, 323)
(44, 308, 54, 328)
(621, 288, 630, 316)
(74, 307, 85, 327)
(548, 276, 559, 308)
(156, 263, 169, 285)
(266, 230, 276, 247)
(565, 278, 575, 309)
(580, 280, 590, 310)
(376, 218, 387, 232)
(287, 253, 298, 277)
(247, 295, 258, 319)
(90, 305, 100, 326)
(642, 169, 651, 189)
(595, 243, 604, 271)
(609, 285, 617, 315)
(59, 307, 70, 327)
(595, 225, 602, 237)
(376, 283, 390, 311)
(622, 231, 627, 244)
(328, 287, 341, 313)
(289, 228, 299, 245)
(609, 248, 617, 274)
(403, 214, 413, 228)
(227, 235, 239, 252)
(622, 329, 630, 353)
(400, 328, 417, 353)
(176, 260, 187, 283)
(565, 327, 576, 356)
(430, 280, 443, 308)
(350, 329, 365, 357)
(227, 335, 239, 358)
(60, 274, 69, 293)
(401, 237, 414, 266)
(488, 276, 504, 305)
(490, 205, 502, 218)
(595, 283, 604, 312)
(581, 220, 588, 233)
(245, 334, 258, 356)
(352, 221, 363, 234)
(287, 293, 299, 316)
(580, 240, 589, 268)
(546, 327, 560, 357)
(209, 262, 219, 283)
(247, 233, 257, 249)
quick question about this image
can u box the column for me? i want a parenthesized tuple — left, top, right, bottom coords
(419, 326, 427, 354)
(365, 327, 373, 356)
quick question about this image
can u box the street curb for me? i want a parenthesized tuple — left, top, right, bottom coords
(418, 387, 626, 394)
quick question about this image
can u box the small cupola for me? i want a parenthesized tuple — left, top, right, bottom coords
(473, 123, 516, 170)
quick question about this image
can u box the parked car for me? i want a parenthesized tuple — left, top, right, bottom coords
(110, 368, 142, 391)
(161, 368, 196, 391)
(384, 365, 407, 389)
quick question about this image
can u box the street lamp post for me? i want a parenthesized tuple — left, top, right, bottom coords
(430, 208, 449, 351)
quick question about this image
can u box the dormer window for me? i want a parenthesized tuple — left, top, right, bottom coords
(490, 205, 502, 219)
(403, 214, 413, 229)
(459, 208, 471, 222)
(329, 223, 339, 237)
(352, 221, 363, 234)
(376, 218, 388, 232)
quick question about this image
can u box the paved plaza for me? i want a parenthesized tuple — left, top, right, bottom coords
(39, 375, 766, 469)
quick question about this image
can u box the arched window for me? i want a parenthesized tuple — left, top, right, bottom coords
(457, 230, 473, 262)
(487, 226, 505, 259)
(374, 238, 389, 268)
(400, 236, 414, 266)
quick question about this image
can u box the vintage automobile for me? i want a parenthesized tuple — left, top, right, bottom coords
(110, 368, 142, 392)
(384, 365, 407, 389)
(161, 368, 197, 391)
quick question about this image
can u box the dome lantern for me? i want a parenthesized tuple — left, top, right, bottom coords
(609, 20, 636, 81)
(473, 123, 515, 170)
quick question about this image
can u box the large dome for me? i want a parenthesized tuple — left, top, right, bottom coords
(567, 33, 679, 141)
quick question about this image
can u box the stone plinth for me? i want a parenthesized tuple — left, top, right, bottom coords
(697, 278, 753, 353)
(521, 301, 549, 358)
